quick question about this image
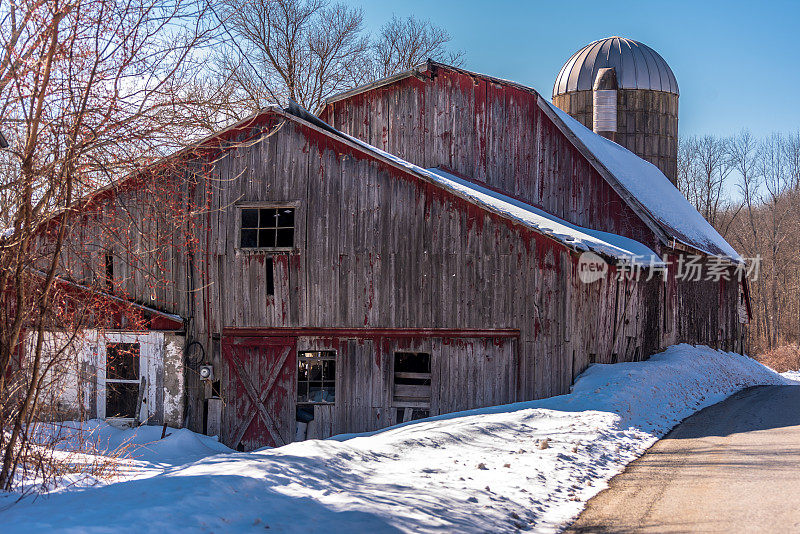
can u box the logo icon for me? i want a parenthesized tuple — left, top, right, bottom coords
(578, 252, 608, 284)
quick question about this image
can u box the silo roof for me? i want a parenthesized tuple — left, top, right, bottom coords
(553, 37, 679, 96)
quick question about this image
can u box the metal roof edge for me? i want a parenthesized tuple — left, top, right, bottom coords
(319, 62, 432, 110)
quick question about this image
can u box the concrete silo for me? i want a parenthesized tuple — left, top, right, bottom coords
(553, 37, 679, 183)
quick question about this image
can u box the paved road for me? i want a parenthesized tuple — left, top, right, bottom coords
(567, 385, 800, 533)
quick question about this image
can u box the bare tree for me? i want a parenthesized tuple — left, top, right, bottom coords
(727, 131, 766, 344)
(205, 1, 464, 129)
(758, 134, 794, 349)
(216, 0, 369, 113)
(694, 135, 733, 226)
(786, 130, 800, 190)
(677, 136, 700, 206)
(372, 15, 464, 78)
(0, 0, 215, 491)
(677, 135, 732, 225)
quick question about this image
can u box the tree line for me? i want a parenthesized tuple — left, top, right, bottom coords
(677, 131, 800, 358)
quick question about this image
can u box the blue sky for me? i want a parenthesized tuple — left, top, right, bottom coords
(353, 0, 798, 138)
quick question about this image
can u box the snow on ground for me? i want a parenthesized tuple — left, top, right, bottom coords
(9, 419, 234, 494)
(1, 344, 794, 533)
(782, 370, 800, 382)
(49, 419, 234, 466)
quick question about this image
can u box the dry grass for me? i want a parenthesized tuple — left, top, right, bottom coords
(6, 421, 134, 496)
(753, 344, 800, 373)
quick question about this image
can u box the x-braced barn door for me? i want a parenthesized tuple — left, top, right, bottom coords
(221, 336, 296, 451)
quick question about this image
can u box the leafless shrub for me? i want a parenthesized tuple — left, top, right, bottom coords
(753, 344, 800, 373)
(4, 420, 136, 496)
(0, 0, 217, 491)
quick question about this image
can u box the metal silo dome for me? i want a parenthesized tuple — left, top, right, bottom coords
(553, 37, 679, 97)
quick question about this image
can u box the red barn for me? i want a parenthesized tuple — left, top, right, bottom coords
(35, 62, 746, 451)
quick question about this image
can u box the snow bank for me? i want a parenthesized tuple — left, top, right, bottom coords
(32, 419, 232, 466)
(1, 345, 793, 533)
(782, 370, 800, 382)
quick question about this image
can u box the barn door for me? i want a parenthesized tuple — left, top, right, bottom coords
(221, 336, 296, 451)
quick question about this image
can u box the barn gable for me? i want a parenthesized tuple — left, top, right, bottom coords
(319, 61, 741, 262)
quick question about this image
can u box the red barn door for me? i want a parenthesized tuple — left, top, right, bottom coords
(221, 336, 296, 451)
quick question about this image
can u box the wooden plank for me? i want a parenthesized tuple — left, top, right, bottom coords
(393, 384, 431, 399)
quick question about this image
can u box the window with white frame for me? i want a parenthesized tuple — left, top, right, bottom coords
(105, 343, 141, 419)
(239, 207, 295, 249)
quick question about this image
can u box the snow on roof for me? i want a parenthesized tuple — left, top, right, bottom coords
(543, 100, 742, 262)
(424, 168, 663, 266)
(286, 104, 663, 266)
(322, 65, 738, 262)
(293, 103, 665, 266)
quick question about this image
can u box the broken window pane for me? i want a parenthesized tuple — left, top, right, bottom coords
(241, 209, 259, 228)
(276, 228, 293, 248)
(277, 208, 294, 227)
(239, 207, 295, 249)
(241, 229, 258, 248)
(297, 351, 335, 404)
(393, 352, 431, 410)
(258, 229, 276, 248)
(394, 352, 431, 381)
(106, 382, 139, 418)
(259, 208, 277, 226)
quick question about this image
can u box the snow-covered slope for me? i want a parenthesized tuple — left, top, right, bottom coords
(1, 345, 792, 533)
(782, 370, 800, 382)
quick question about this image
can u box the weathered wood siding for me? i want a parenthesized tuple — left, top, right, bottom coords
(318, 65, 657, 248)
(49, 107, 744, 440)
(184, 116, 675, 433)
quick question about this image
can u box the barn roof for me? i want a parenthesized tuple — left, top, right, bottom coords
(28, 269, 184, 331)
(45, 100, 660, 269)
(423, 168, 662, 265)
(320, 61, 741, 263)
(282, 103, 662, 266)
(540, 101, 740, 262)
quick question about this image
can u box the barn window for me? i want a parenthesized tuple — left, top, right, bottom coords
(393, 352, 431, 422)
(297, 351, 336, 404)
(239, 207, 295, 249)
(105, 343, 140, 419)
